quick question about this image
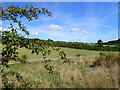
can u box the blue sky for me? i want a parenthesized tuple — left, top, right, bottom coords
(2, 2, 118, 43)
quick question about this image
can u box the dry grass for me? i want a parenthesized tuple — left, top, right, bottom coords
(57, 61, 118, 88)
(4, 54, 119, 88)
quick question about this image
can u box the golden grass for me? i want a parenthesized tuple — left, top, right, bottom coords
(4, 56, 118, 88)
(57, 62, 118, 88)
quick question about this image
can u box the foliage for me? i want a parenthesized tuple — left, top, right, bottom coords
(1, 4, 52, 88)
(90, 52, 118, 68)
(44, 64, 54, 74)
(51, 40, 118, 51)
(97, 39, 103, 47)
(19, 55, 28, 64)
(2, 4, 52, 65)
(103, 38, 120, 45)
(76, 53, 81, 57)
(18, 38, 119, 52)
(2, 70, 42, 88)
(53, 47, 71, 64)
(99, 52, 106, 56)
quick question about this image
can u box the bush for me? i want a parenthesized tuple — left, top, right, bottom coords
(19, 55, 28, 64)
(90, 52, 118, 68)
(99, 52, 106, 56)
(76, 53, 81, 57)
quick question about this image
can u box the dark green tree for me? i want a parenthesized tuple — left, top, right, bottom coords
(97, 39, 103, 47)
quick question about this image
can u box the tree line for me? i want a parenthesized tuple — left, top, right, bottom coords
(103, 39, 120, 45)
(26, 38, 119, 51)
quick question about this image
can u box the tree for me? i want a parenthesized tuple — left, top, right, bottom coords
(97, 39, 103, 47)
(1, 4, 52, 88)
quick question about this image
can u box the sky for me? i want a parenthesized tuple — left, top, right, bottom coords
(1, 2, 118, 43)
(2, 0, 120, 2)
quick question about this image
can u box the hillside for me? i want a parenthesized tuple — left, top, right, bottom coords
(27, 38, 119, 51)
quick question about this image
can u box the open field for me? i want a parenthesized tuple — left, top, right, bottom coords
(1, 2, 119, 88)
(18, 47, 118, 60)
(0, 43, 118, 60)
(6, 57, 118, 88)
(1, 44, 119, 88)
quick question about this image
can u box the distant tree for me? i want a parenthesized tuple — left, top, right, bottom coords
(97, 39, 103, 47)
(48, 39, 53, 41)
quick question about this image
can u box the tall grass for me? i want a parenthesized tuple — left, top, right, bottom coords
(91, 52, 118, 68)
(57, 63, 118, 88)
(5, 53, 118, 88)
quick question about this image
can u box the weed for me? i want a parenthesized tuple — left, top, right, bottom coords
(76, 53, 81, 57)
(19, 55, 28, 64)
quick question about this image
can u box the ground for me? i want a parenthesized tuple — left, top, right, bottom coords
(6, 56, 118, 88)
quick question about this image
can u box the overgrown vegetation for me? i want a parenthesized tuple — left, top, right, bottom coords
(6, 55, 118, 88)
(1, 3, 119, 88)
(19, 55, 28, 64)
(90, 52, 118, 68)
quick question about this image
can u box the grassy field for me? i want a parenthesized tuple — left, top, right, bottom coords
(1, 44, 101, 58)
(0, 44, 118, 60)
(6, 56, 118, 88)
(18, 47, 118, 60)
(1, 43, 118, 88)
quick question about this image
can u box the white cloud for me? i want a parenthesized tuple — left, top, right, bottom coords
(30, 31, 39, 35)
(96, 24, 112, 28)
(74, 30, 89, 35)
(71, 27, 89, 34)
(79, 30, 89, 34)
(71, 28, 80, 31)
(45, 24, 63, 31)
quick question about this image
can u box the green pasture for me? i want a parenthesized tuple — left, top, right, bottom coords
(18, 47, 118, 60)
(0, 44, 118, 60)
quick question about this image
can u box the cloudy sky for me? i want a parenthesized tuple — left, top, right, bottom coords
(2, 2, 118, 43)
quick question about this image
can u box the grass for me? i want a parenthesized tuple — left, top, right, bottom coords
(93, 44, 116, 47)
(103, 45, 116, 47)
(17, 47, 118, 60)
(5, 56, 118, 88)
(0, 44, 118, 60)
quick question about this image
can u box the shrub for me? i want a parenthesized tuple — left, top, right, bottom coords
(99, 52, 106, 56)
(76, 53, 81, 57)
(90, 52, 118, 68)
(19, 55, 28, 64)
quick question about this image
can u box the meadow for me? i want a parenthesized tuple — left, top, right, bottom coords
(1, 44, 118, 88)
(6, 55, 118, 88)
(1, 3, 119, 88)
(0, 44, 118, 60)
(18, 47, 118, 60)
